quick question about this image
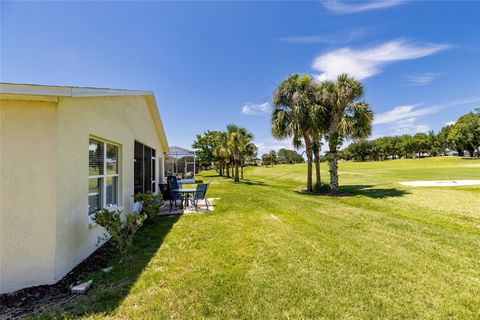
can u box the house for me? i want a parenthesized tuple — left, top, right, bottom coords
(0, 83, 169, 294)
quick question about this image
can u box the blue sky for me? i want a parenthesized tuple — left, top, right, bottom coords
(1, 1, 479, 154)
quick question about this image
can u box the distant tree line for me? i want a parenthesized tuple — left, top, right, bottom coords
(261, 148, 304, 166)
(192, 126, 258, 181)
(340, 109, 480, 161)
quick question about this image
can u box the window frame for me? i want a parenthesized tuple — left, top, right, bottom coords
(88, 136, 121, 216)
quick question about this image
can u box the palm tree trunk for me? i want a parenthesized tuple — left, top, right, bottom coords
(327, 147, 339, 193)
(314, 146, 321, 190)
(304, 136, 313, 192)
(235, 161, 239, 182)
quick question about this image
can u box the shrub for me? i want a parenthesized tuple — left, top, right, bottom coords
(94, 209, 146, 260)
(313, 182, 330, 194)
(133, 192, 163, 219)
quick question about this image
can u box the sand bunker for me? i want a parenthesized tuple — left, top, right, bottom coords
(400, 180, 480, 187)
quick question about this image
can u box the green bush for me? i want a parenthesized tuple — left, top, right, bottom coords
(133, 192, 163, 219)
(94, 209, 146, 260)
(313, 182, 330, 194)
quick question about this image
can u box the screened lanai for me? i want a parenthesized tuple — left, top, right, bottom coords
(165, 146, 196, 183)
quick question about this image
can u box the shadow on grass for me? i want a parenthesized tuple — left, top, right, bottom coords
(237, 178, 268, 186)
(342, 185, 410, 199)
(31, 214, 181, 319)
(294, 184, 410, 199)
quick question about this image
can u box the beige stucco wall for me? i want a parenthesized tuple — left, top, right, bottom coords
(0, 95, 166, 294)
(0, 99, 58, 293)
(54, 95, 164, 280)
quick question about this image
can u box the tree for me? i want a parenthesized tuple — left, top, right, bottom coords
(437, 125, 452, 155)
(213, 131, 230, 177)
(277, 148, 304, 164)
(448, 111, 480, 157)
(413, 133, 429, 158)
(269, 150, 278, 165)
(226, 124, 242, 182)
(226, 124, 255, 182)
(261, 150, 277, 167)
(427, 130, 440, 156)
(272, 74, 323, 192)
(319, 74, 373, 192)
(242, 142, 258, 179)
(192, 130, 222, 169)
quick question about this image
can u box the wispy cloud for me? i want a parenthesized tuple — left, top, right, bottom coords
(445, 120, 456, 126)
(241, 102, 271, 116)
(313, 39, 450, 81)
(406, 72, 443, 86)
(321, 0, 406, 14)
(278, 28, 369, 44)
(374, 104, 435, 125)
(374, 97, 480, 125)
(392, 117, 429, 134)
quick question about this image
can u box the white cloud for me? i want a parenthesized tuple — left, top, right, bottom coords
(374, 97, 480, 125)
(312, 39, 450, 81)
(278, 28, 369, 44)
(392, 117, 429, 134)
(321, 0, 406, 14)
(445, 120, 456, 126)
(241, 102, 271, 116)
(406, 73, 442, 86)
(374, 104, 437, 124)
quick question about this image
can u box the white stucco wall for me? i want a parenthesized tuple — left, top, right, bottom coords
(0, 94, 166, 294)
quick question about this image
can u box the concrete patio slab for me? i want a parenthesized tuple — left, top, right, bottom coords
(400, 180, 480, 187)
(157, 198, 218, 215)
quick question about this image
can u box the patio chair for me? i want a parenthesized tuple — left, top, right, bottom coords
(188, 182, 210, 212)
(159, 183, 175, 212)
(167, 176, 183, 209)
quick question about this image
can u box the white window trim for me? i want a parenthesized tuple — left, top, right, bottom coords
(151, 153, 157, 192)
(89, 137, 121, 217)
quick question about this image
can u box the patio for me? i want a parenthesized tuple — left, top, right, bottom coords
(157, 198, 218, 215)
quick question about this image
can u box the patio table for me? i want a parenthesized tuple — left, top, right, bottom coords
(172, 188, 197, 208)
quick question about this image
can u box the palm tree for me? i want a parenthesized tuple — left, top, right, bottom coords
(318, 73, 373, 192)
(227, 124, 241, 182)
(241, 140, 257, 180)
(213, 131, 230, 177)
(272, 74, 322, 192)
(226, 125, 255, 182)
(311, 133, 322, 189)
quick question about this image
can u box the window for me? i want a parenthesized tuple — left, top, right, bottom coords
(89, 138, 120, 215)
(134, 141, 156, 194)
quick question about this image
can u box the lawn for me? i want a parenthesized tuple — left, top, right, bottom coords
(36, 157, 480, 319)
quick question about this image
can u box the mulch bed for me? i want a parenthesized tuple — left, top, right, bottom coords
(0, 241, 116, 319)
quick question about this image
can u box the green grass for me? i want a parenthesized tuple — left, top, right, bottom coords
(36, 157, 480, 319)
